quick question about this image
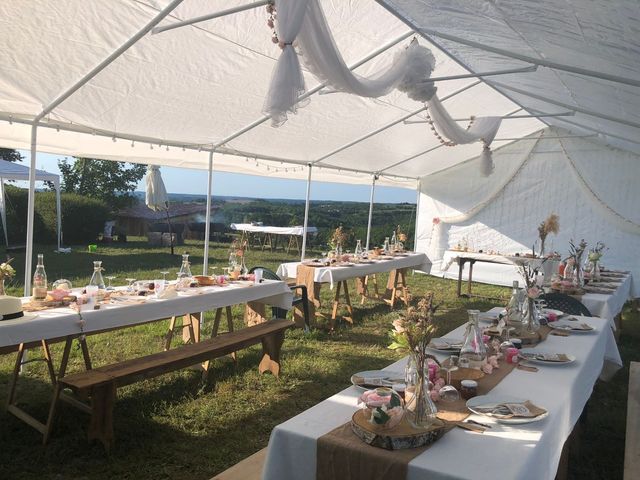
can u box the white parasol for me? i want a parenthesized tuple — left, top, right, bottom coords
(145, 165, 174, 254)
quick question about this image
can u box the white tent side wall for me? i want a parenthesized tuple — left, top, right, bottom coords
(415, 127, 640, 297)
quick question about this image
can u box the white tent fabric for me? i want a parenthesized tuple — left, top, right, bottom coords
(416, 127, 640, 297)
(0, 0, 544, 184)
(0, 160, 61, 250)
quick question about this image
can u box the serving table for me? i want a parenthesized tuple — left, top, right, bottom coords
(262, 314, 621, 480)
(0, 280, 293, 440)
(230, 223, 318, 253)
(277, 253, 431, 328)
(580, 271, 634, 333)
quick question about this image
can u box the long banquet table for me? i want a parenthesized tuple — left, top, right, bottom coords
(277, 252, 432, 288)
(0, 279, 294, 353)
(262, 314, 622, 480)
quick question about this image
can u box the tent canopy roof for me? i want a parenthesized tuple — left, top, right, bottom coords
(0, 1, 636, 187)
(0, 159, 59, 184)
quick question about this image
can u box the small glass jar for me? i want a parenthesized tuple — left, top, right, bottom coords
(506, 347, 520, 364)
(460, 380, 478, 400)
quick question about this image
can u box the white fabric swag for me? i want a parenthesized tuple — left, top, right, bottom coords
(265, 0, 502, 170)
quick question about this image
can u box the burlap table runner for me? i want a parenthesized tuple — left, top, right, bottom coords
(294, 264, 322, 328)
(316, 361, 519, 480)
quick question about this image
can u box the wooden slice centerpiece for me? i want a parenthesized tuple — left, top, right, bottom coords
(351, 410, 445, 450)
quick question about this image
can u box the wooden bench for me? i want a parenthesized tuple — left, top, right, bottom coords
(53, 318, 293, 450)
(625, 361, 640, 480)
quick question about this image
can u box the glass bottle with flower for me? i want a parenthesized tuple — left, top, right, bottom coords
(567, 239, 588, 288)
(537, 213, 559, 257)
(389, 293, 440, 429)
(516, 262, 543, 333)
(329, 226, 347, 259)
(0, 258, 16, 296)
(587, 241, 606, 282)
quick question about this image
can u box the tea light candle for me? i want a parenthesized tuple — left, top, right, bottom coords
(506, 347, 520, 364)
(460, 379, 478, 400)
(511, 338, 522, 349)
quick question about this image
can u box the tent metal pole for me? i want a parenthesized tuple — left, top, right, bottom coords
(300, 164, 312, 261)
(365, 175, 377, 251)
(312, 80, 481, 164)
(371, 0, 640, 89)
(319, 65, 537, 93)
(24, 124, 37, 296)
(212, 31, 414, 149)
(152, 0, 269, 34)
(55, 179, 62, 251)
(489, 81, 640, 130)
(203, 150, 214, 274)
(403, 111, 574, 124)
(494, 134, 596, 141)
(413, 178, 421, 252)
(0, 178, 7, 247)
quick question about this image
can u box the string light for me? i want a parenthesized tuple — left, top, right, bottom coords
(150, 144, 154, 150)
(166, 145, 169, 151)
(8, 116, 12, 125)
(112, 135, 117, 142)
(131, 140, 135, 147)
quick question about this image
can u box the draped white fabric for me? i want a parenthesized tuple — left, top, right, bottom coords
(265, 0, 503, 163)
(145, 165, 169, 212)
(415, 127, 640, 297)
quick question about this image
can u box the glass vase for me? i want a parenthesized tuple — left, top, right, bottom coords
(405, 354, 438, 429)
(572, 264, 584, 288)
(522, 297, 541, 333)
(592, 261, 601, 282)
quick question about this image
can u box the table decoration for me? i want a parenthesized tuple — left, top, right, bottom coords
(459, 310, 487, 369)
(516, 261, 544, 333)
(329, 225, 348, 257)
(537, 213, 559, 257)
(566, 239, 588, 287)
(32, 253, 48, 302)
(586, 241, 606, 282)
(388, 293, 439, 429)
(358, 387, 405, 429)
(89, 260, 106, 301)
(0, 257, 15, 296)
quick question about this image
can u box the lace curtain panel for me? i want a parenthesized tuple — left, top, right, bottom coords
(264, 0, 502, 162)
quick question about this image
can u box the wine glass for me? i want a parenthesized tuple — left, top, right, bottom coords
(105, 275, 116, 290)
(439, 355, 460, 402)
(160, 271, 169, 285)
(125, 277, 136, 293)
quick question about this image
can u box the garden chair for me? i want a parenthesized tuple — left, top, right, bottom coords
(539, 292, 592, 316)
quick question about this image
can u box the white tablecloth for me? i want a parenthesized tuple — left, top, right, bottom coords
(581, 272, 633, 324)
(262, 315, 622, 480)
(277, 253, 432, 288)
(0, 280, 293, 350)
(230, 223, 318, 236)
(441, 250, 547, 271)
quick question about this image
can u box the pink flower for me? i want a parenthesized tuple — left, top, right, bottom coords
(267, 19, 274, 28)
(482, 335, 490, 345)
(547, 312, 558, 322)
(488, 355, 499, 368)
(482, 363, 494, 374)
(527, 286, 541, 299)
(432, 217, 441, 225)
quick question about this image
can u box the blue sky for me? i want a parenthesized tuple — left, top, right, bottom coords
(17, 152, 416, 204)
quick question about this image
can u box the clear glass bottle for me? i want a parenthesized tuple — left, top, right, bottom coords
(506, 280, 522, 325)
(32, 253, 47, 301)
(390, 231, 397, 251)
(460, 310, 487, 370)
(383, 236, 390, 253)
(178, 253, 193, 279)
(89, 260, 106, 301)
(240, 255, 248, 275)
(522, 297, 541, 333)
(354, 239, 363, 258)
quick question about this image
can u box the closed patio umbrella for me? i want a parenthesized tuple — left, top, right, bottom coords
(145, 165, 174, 255)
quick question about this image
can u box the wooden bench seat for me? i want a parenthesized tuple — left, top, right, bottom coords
(54, 318, 293, 449)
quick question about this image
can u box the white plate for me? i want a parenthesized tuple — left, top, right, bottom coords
(350, 370, 404, 391)
(110, 295, 147, 304)
(427, 337, 463, 352)
(548, 321, 595, 333)
(519, 351, 576, 365)
(466, 394, 549, 424)
(541, 308, 564, 317)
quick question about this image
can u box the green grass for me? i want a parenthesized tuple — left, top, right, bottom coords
(0, 239, 637, 479)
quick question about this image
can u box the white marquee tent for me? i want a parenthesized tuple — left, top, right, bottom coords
(0, 160, 62, 251)
(0, 1, 637, 296)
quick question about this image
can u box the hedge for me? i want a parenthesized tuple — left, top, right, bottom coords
(2, 185, 111, 245)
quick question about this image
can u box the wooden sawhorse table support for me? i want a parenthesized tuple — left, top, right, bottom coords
(329, 280, 354, 330)
(383, 268, 410, 309)
(457, 258, 477, 297)
(5, 335, 93, 444)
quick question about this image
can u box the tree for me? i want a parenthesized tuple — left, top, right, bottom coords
(58, 157, 147, 210)
(0, 148, 22, 162)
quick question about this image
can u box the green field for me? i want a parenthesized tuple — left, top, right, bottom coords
(0, 238, 636, 479)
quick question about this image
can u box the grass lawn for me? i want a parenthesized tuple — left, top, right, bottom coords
(0, 238, 636, 479)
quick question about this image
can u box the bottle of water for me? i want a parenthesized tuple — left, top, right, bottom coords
(383, 236, 390, 253)
(506, 280, 522, 325)
(89, 260, 106, 301)
(32, 253, 47, 301)
(390, 231, 397, 251)
(354, 239, 363, 258)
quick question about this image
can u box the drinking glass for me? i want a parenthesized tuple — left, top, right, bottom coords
(105, 275, 116, 290)
(160, 271, 169, 285)
(85, 285, 99, 309)
(439, 355, 460, 402)
(154, 279, 165, 298)
(125, 277, 136, 293)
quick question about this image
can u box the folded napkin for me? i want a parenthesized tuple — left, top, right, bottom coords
(521, 352, 570, 362)
(429, 339, 462, 350)
(474, 401, 546, 419)
(157, 285, 178, 299)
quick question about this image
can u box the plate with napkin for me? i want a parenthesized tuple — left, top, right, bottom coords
(519, 351, 576, 365)
(549, 320, 595, 333)
(467, 395, 549, 424)
(350, 370, 404, 391)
